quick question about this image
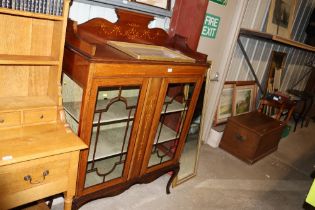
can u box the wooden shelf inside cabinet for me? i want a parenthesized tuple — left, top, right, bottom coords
(87, 122, 178, 161)
(154, 123, 178, 144)
(0, 54, 59, 65)
(0, 7, 64, 21)
(64, 96, 187, 124)
(239, 28, 315, 52)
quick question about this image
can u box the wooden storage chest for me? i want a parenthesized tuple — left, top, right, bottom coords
(219, 111, 285, 164)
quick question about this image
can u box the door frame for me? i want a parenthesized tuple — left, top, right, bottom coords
(140, 76, 204, 175)
(200, 0, 248, 145)
(77, 77, 148, 196)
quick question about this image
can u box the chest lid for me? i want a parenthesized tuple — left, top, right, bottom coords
(229, 111, 284, 135)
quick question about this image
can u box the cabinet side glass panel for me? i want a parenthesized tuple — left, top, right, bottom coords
(62, 73, 83, 134)
(148, 83, 195, 168)
(85, 86, 140, 188)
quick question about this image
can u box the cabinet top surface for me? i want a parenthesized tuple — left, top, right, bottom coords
(65, 9, 209, 67)
(0, 124, 87, 166)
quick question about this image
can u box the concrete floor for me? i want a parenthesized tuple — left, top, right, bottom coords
(53, 121, 315, 210)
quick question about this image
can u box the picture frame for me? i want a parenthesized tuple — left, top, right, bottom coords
(266, 0, 297, 38)
(132, 0, 171, 10)
(107, 41, 195, 63)
(264, 51, 287, 95)
(214, 82, 235, 125)
(233, 81, 257, 116)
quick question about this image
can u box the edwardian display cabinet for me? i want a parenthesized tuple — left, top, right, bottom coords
(62, 9, 208, 209)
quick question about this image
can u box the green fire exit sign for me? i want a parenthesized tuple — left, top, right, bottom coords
(210, 0, 228, 6)
(201, 13, 221, 39)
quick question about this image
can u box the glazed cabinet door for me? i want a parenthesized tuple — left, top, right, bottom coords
(79, 78, 148, 194)
(141, 77, 203, 174)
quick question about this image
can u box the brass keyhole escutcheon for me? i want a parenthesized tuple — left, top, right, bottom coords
(40, 115, 44, 119)
(235, 133, 246, 142)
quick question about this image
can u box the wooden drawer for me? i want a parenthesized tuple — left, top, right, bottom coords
(23, 108, 57, 124)
(0, 111, 21, 128)
(0, 153, 70, 209)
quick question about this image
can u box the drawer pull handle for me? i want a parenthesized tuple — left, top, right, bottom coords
(0, 119, 4, 123)
(235, 133, 246, 142)
(24, 170, 49, 184)
(40, 115, 44, 119)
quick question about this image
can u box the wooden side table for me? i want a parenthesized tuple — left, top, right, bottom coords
(0, 124, 87, 210)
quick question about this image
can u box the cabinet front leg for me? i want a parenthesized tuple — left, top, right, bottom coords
(166, 164, 180, 194)
(64, 192, 74, 210)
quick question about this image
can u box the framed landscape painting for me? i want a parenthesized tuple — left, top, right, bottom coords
(214, 83, 234, 125)
(233, 83, 256, 116)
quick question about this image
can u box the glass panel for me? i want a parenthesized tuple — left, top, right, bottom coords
(84, 86, 140, 188)
(148, 83, 195, 168)
(62, 73, 83, 134)
(178, 119, 200, 179)
(175, 83, 205, 185)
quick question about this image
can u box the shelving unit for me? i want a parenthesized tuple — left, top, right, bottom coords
(0, 2, 86, 210)
(238, 28, 315, 95)
(0, 5, 67, 125)
(240, 28, 315, 52)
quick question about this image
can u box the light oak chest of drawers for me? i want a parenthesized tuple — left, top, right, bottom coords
(0, 0, 87, 209)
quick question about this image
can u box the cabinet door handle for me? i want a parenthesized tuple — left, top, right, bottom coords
(0, 119, 4, 123)
(24, 170, 49, 184)
(235, 133, 246, 142)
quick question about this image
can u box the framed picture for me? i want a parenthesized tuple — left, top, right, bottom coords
(264, 51, 287, 95)
(107, 41, 195, 63)
(133, 0, 171, 10)
(233, 82, 257, 116)
(266, 0, 297, 38)
(214, 83, 234, 125)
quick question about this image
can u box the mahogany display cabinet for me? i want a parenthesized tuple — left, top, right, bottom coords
(62, 9, 209, 209)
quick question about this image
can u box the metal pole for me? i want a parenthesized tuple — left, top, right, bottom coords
(237, 37, 264, 94)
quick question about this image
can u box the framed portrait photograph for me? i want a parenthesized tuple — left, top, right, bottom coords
(266, 0, 297, 38)
(214, 83, 234, 125)
(233, 82, 256, 116)
(133, 0, 171, 10)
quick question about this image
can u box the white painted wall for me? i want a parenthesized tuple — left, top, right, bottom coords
(69, 1, 171, 29)
(197, 0, 248, 145)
